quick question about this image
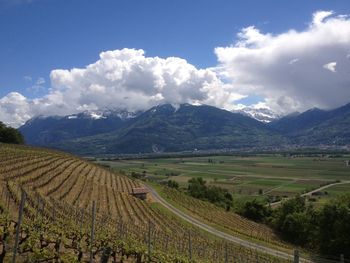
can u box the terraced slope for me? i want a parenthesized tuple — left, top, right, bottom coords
(0, 144, 290, 262)
(161, 187, 291, 249)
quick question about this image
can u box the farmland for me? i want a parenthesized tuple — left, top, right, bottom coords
(99, 154, 350, 204)
(0, 144, 295, 262)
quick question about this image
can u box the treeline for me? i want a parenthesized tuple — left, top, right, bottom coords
(239, 195, 350, 258)
(186, 177, 233, 211)
(0, 122, 24, 144)
(165, 178, 233, 210)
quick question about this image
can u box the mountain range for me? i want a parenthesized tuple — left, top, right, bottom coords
(19, 103, 350, 155)
(269, 103, 350, 146)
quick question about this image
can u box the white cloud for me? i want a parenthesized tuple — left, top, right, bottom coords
(0, 48, 241, 127)
(0, 92, 32, 127)
(47, 48, 240, 112)
(312, 10, 334, 26)
(2, 10, 350, 127)
(323, 62, 337, 72)
(215, 10, 350, 114)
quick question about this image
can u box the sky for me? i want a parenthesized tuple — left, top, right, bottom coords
(1, 0, 350, 127)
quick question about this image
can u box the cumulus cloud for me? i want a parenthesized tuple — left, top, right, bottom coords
(215, 10, 350, 114)
(0, 92, 32, 127)
(0, 49, 241, 127)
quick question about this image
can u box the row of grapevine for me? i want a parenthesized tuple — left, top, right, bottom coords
(161, 186, 291, 249)
(0, 144, 293, 262)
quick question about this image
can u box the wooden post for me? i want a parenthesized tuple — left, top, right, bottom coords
(225, 242, 228, 263)
(6, 190, 10, 210)
(90, 201, 96, 263)
(165, 235, 169, 250)
(36, 195, 40, 218)
(148, 220, 151, 263)
(294, 249, 299, 263)
(11, 190, 26, 263)
(340, 254, 345, 263)
(80, 208, 84, 234)
(52, 205, 56, 221)
(188, 230, 192, 261)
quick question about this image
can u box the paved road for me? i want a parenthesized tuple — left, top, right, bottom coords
(270, 181, 350, 207)
(144, 184, 313, 263)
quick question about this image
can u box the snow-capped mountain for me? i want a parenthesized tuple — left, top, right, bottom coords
(66, 109, 141, 121)
(233, 107, 282, 123)
(18, 102, 350, 155)
(20, 103, 286, 155)
(19, 109, 141, 146)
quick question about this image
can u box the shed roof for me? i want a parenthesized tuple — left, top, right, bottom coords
(131, 187, 149, 195)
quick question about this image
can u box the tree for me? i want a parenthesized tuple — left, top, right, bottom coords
(272, 196, 306, 231)
(239, 199, 271, 222)
(187, 177, 233, 210)
(317, 194, 350, 257)
(188, 177, 207, 198)
(0, 122, 24, 144)
(280, 212, 313, 245)
(236, 194, 350, 257)
(167, 180, 179, 189)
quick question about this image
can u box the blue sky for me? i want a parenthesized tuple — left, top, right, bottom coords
(1, 0, 349, 98)
(1, 0, 350, 126)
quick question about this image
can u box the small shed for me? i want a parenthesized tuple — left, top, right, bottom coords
(131, 187, 149, 200)
(345, 160, 350, 166)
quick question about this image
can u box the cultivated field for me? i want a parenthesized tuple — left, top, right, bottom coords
(100, 154, 350, 204)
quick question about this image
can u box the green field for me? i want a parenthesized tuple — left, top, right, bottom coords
(98, 154, 350, 203)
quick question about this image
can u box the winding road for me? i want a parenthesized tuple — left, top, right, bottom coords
(144, 184, 313, 263)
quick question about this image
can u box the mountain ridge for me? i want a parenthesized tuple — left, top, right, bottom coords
(19, 102, 350, 155)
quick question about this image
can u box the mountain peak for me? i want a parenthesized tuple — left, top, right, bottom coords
(64, 108, 141, 121)
(233, 106, 281, 123)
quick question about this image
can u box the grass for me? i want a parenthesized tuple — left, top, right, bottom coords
(98, 154, 350, 203)
(309, 183, 350, 206)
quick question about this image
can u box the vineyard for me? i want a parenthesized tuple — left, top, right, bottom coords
(160, 187, 291, 250)
(0, 144, 292, 262)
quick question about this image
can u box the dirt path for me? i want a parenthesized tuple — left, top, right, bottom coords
(270, 181, 350, 207)
(144, 184, 313, 262)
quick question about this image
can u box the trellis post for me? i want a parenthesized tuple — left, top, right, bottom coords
(188, 230, 192, 261)
(89, 201, 96, 263)
(148, 219, 151, 263)
(11, 190, 26, 263)
(294, 249, 299, 263)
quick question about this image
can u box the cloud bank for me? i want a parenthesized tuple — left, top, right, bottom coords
(1, 10, 350, 127)
(0, 49, 240, 127)
(215, 10, 350, 114)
